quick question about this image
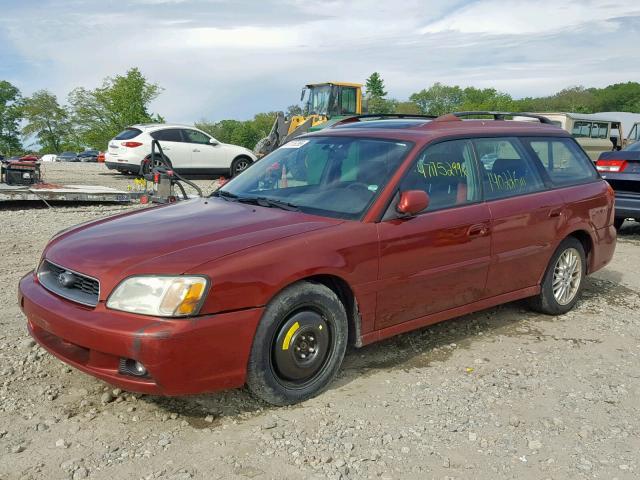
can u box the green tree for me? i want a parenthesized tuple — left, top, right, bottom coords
(365, 72, 387, 98)
(0, 80, 23, 155)
(409, 83, 464, 116)
(286, 104, 303, 116)
(394, 101, 421, 115)
(195, 112, 277, 150)
(68, 68, 163, 150)
(22, 90, 73, 154)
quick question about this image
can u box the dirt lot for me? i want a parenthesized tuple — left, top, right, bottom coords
(1, 163, 640, 479)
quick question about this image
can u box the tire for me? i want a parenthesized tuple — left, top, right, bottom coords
(528, 237, 586, 315)
(230, 156, 252, 177)
(614, 218, 625, 230)
(246, 281, 348, 406)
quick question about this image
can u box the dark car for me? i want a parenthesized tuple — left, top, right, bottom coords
(597, 142, 640, 229)
(19, 112, 616, 406)
(57, 151, 79, 162)
(78, 150, 99, 162)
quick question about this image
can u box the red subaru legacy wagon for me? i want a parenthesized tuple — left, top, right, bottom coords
(19, 113, 616, 405)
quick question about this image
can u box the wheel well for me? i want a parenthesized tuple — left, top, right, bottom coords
(568, 230, 593, 272)
(304, 275, 360, 347)
(233, 155, 252, 164)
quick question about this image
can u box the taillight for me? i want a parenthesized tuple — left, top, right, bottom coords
(596, 159, 627, 172)
(122, 141, 143, 148)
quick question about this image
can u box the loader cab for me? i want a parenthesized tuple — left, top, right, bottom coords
(302, 82, 363, 117)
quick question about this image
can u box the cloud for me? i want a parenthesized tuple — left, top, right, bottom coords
(421, 0, 640, 35)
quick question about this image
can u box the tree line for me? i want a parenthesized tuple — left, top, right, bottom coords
(1, 68, 639, 156)
(0, 68, 162, 156)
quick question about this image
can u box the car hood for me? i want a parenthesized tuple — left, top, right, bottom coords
(44, 198, 341, 296)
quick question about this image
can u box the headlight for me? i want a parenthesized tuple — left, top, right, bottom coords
(106, 276, 209, 317)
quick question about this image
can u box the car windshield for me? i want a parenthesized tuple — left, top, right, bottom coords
(217, 136, 413, 220)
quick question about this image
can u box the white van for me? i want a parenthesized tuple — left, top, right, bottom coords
(539, 113, 622, 161)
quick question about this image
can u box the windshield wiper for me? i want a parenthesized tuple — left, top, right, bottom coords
(237, 196, 299, 211)
(214, 191, 299, 211)
(213, 190, 239, 201)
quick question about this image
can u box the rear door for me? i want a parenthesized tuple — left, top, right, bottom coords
(376, 139, 491, 329)
(150, 128, 191, 168)
(475, 137, 564, 297)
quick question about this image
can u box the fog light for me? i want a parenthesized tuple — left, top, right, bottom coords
(119, 358, 148, 377)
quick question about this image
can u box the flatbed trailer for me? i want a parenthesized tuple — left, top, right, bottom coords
(0, 183, 132, 203)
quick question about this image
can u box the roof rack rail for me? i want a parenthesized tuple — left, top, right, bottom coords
(450, 111, 555, 125)
(331, 113, 437, 127)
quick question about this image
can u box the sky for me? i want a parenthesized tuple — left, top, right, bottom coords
(1, 0, 639, 124)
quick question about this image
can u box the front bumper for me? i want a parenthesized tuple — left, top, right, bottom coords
(19, 273, 263, 396)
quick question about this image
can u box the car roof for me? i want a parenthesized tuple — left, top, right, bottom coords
(129, 123, 201, 130)
(306, 115, 568, 144)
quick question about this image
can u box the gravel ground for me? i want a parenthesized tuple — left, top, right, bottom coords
(1, 163, 640, 479)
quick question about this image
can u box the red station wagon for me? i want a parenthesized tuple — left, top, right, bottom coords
(19, 112, 617, 405)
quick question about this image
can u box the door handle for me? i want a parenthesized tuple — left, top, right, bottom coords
(163, 147, 171, 151)
(193, 149, 200, 153)
(467, 224, 489, 237)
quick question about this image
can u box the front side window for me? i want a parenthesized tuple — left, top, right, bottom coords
(151, 129, 183, 142)
(571, 121, 591, 138)
(219, 136, 412, 220)
(629, 124, 638, 141)
(474, 138, 545, 200)
(525, 137, 598, 186)
(398, 139, 480, 213)
(183, 129, 211, 145)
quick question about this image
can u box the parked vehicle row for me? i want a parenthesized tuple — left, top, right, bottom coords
(105, 124, 257, 177)
(20, 112, 616, 406)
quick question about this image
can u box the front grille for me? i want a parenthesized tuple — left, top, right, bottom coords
(37, 260, 100, 307)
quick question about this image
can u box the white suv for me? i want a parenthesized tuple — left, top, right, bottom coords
(105, 124, 257, 177)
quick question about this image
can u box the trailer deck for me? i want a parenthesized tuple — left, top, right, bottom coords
(0, 183, 131, 203)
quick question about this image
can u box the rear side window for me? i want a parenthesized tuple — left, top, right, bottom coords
(524, 137, 598, 186)
(398, 139, 480, 213)
(473, 138, 545, 200)
(114, 128, 142, 140)
(591, 122, 609, 139)
(151, 129, 183, 142)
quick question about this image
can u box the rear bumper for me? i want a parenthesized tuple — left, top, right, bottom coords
(19, 272, 263, 396)
(105, 161, 137, 172)
(614, 192, 640, 219)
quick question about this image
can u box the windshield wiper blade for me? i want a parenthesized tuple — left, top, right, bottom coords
(213, 190, 239, 201)
(235, 196, 299, 211)
(256, 197, 300, 211)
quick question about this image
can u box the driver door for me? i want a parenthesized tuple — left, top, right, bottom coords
(181, 128, 228, 171)
(375, 139, 491, 329)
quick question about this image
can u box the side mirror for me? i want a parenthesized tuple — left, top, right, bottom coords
(209, 138, 219, 145)
(396, 190, 429, 217)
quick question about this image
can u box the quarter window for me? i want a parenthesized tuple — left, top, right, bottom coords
(473, 138, 545, 200)
(525, 137, 598, 186)
(398, 139, 480, 213)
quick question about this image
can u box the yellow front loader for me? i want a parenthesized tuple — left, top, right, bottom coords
(254, 82, 363, 157)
